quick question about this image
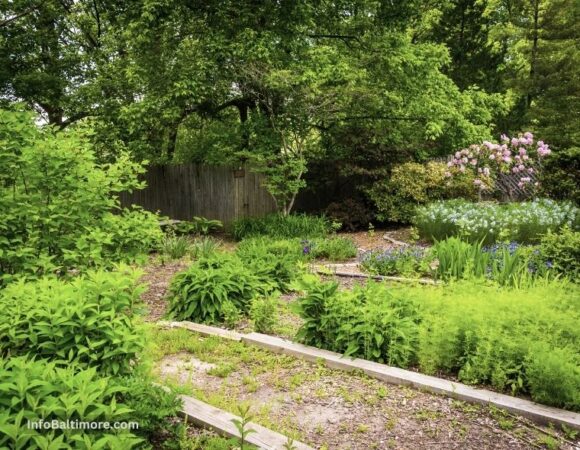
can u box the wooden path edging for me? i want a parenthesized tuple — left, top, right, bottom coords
(243, 332, 580, 431)
(158, 321, 580, 431)
(315, 268, 439, 285)
(158, 320, 242, 341)
(180, 395, 314, 450)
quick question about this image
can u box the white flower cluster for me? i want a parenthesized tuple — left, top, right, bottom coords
(415, 199, 578, 242)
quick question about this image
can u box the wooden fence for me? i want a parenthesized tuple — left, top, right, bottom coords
(120, 165, 277, 224)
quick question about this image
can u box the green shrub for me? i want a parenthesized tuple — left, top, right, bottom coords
(250, 297, 278, 333)
(539, 226, 580, 281)
(222, 300, 242, 328)
(0, 268, 144, 375)
(0, 109, 162, 287)
(307, 237, 358, 261)
(296, 277, 421, 367)
(0, 356, 142, 449)
(167, 256, 266, 323)
(236, 238, 302, 291)
(231, 213, 331, 240)
(414, 198, 578, 244)
(539, 146, 580, 204)
(367, 161, 476, 224)
(117, 375, 183, 445)
(297, 277, 580, 410)
(325, 197, 375, 231)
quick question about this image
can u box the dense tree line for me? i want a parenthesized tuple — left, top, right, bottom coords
(1, 0, 578, 211)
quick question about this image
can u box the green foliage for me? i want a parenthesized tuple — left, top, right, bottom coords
(0, 268, 144, 376)
(306, 237, 358, 262)
(222, 301, 242, 329)
(175, 217, 223, 236)
(296, 277, 421, 367)
(368, 161, 477, 224)
(297, 277, 580, 410)
(231, 404, 256, 450)
(414, 199, 579, 244)
(432, 238, 552, 287)
(236, 239, 301, 292)
(0, 356, 142, 449)
(231, 214, 331, 241)
(539, 227, 580, 281)
(117, 375, 183, 444)
(539, 147, 580, 204)
(250, 297, 277, 334)
(161, 235, 191, 260)
(0, 109, 162, 287)
(189, 236, 221, 260)
(167, 255, 266, 323)
(325, 198, 375, 232)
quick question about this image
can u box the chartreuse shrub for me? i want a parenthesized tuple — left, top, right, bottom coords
(231, 213, 333, 240)
(367, 161, 477, 224)
(0, 108, 162, 287)
(0, 267, 144, 376)
(538, 226, 580, 281)
(296, 278, 580, 410)
(168, 255, 268, 323)
(0, 356, 143, 449)
(414, 199, 578, 244)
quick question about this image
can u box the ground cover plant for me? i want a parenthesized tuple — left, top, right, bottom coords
(414, 199, 578, 244)
(360, 246, 429, 277)
(295, 277, 580, 411)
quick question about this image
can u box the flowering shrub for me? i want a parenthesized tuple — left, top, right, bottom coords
(445, 132, 551, 192)
(414, 199, 578, 244)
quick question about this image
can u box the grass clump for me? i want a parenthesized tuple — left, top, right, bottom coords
(231, 213, 333, 241)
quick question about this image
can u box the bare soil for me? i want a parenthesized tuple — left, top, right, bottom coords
(157, 343, 579, 450)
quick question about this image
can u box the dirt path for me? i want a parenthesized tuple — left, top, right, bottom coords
(153, 329, 578, 450)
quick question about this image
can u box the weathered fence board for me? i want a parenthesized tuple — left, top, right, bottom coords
(120, 165, 277, 224)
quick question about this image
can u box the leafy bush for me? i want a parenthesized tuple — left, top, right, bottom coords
(538, 146, 580, 204)
(360, 246, 428, 277)
(0, 356, 142, 449)
(414, 199, 578, 244)
(250, 297, 278, 333)
(297, 277, 580, 410)
(231, 213, 332, 240)
(0, 109, 162, 287)
(305, 237, 358, 261)
(236, 238, 303, 291)
(117, 375, 183, 445)
(0, 268, 144, 375)
(539, 226, 580, 281)
(168, 256, 266, 323)
(296, 277, 421, 367)
(367, 161, 476, 224)
(325, 197, 375, 231)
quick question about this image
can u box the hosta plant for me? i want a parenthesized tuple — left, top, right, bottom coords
(167, 255, 266, 323)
